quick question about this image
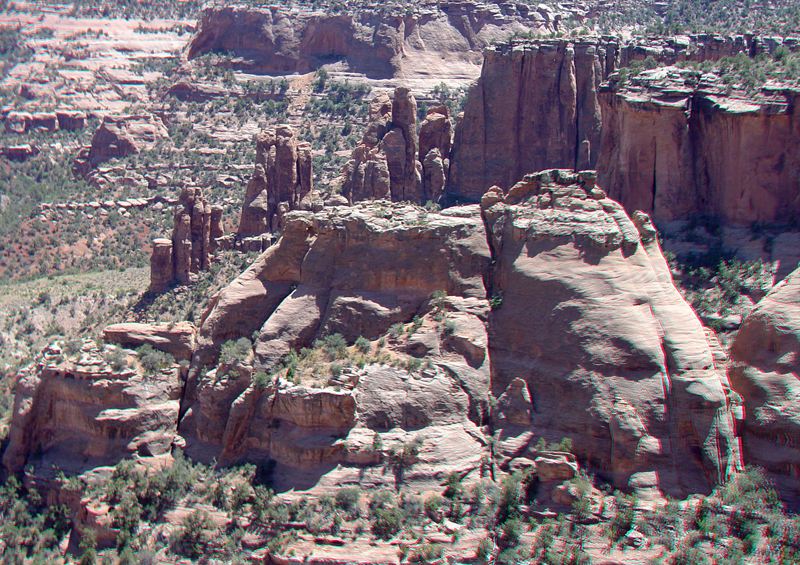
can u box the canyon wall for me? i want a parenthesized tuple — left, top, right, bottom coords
(185, 1, 559, 80)
(599, 69, 800, 224)
(448, 35, 800, 224)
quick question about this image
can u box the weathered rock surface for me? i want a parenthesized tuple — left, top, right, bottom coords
(103, 322, 197, 361)
(238, 125, 313, 236)
(186, 2, 555, 80)
(728, 267, 800, 503)
(73, 114, 167, 177)
(419, 106, 453, 202)
(484, 170, 741, 496)
(599, 67, 800, 224)
(449, 40, 605, 202)
(181, 202, 493, 476)
(2, 341, 182, 476)
(449, 35, 800, 224)
(341, 87, 424, 203)
(149, 186, 223, 292)
(173, 186, 218, 284)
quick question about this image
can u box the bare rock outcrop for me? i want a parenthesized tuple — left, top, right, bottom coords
(238, 125, 313, 236)
(148, 186, 223, 292)
(728, 267, 800, 503)
(180, 201, 492, 482)
(173, 186, 217, 284)
(449, 40, 605, 202)
(598, 67, 800, 224)
(2, 340, 182, 476)
(185, 2, 556, 81)
(418, 106, 453, 203)
(484, 169, 741, 496)
(73, 114, 167, 177)
(103, 322, 197, 361)
(449, 35, 800, 224)
(342, 87, 425, 203)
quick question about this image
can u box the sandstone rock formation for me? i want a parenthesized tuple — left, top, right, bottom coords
(238, 125, 313, 236)
(449, 40, 605, 202)
(341, 87, 432, 203)
(483, 169, 741, 495)
(599, 67, 800, 224)
(448, 35, 800, 224)
(186, 2, 556, 81)
(73, 114, 167, 177)
(2, 339, 182, 476)
(104, 322, 197, 361)
(418, 105, 453, 203)
(728, 267, 800, 503)
(6, 169, 747, 497)
(149, 186, 223, 292)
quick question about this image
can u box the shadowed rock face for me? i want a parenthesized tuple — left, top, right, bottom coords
(449, 41, 606, 202)
(2, 340, 183, 477)
(482, 170, 741, 497)
(729, 267, 800, 505)
(171, 171, 740, 496)
(238, 125, 313, 236)
(448, 35, 800, 224)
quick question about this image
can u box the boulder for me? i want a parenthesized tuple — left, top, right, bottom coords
(493, 377, 532, 426)
(535, 452, 578, 482)
(103, 322, 197, 361)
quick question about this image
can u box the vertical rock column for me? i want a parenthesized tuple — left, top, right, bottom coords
(418, 105, 453, 203)
(238, 125, 313, 236)
(148, 186, 220, 292)
(341, 86, 430, 204)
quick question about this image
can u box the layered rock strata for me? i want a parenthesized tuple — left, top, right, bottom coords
(6, 171, 748, 497)
(728, 267, 800, 504)
(448, 35, 800, 224)
(73, 114, 167, 177)
(186, 2, 558, 80)
(238, 125, 313, 236)
(598, 67, 800, 224)
(2, 338, 183, 476)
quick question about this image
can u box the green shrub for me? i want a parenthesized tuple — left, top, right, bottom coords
(220, 337, 252, 365)
(136, 344, 174, 375)
(170, 510, 214, 558)
(335, 488, 360, 513)
(354, 336, 370, 353)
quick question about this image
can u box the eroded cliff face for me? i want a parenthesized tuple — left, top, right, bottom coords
(448, 40, 605, 202)
(448, 35, 800, 224)
(728, 267, 800, 505)
(2, 338, 186, 477)
(599, 68, 800, 224)
(482, 170, 741, 495)
(158, 170, 741, 496)
(185, 2, 555, 80)
(4, 165, 752, 497)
